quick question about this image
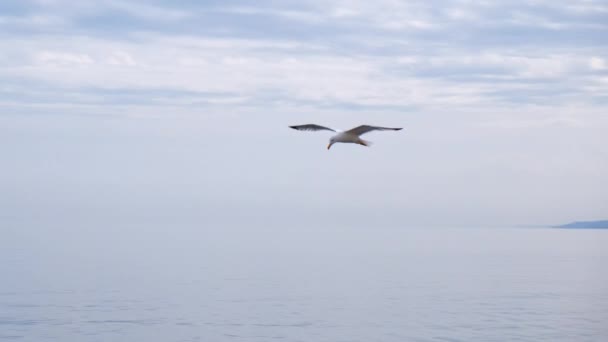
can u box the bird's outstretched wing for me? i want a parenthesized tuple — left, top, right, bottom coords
(345, 125, 402, 136)
(289, 124, 336, 132)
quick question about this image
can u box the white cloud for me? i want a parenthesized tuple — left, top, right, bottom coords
(1, 30, 604, 116)
(217, 6, 323, 24)
(589, 57, 607, 70)
(106, 1, 191, 21)
(330, 7, 360, 18)
(106, 51, 137, 66)
(36, 51, 94, 66)
(0, 14, 66, 26)
(0, 0, 605, 114)
(445, 8, 478, 21)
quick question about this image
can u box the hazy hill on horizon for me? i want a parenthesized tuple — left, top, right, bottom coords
(557, 220, 608, 229)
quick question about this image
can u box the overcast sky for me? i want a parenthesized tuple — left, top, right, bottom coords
(1, 0, 607, 228)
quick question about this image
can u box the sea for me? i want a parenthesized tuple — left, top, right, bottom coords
(1, 223, 607, 341)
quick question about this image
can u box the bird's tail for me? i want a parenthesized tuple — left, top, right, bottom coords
(358, 139, 373, 147)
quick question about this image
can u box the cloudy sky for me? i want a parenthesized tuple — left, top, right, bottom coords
(1, 0, 607, 228)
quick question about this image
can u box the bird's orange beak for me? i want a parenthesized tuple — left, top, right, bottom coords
(327, 142, 332, 150)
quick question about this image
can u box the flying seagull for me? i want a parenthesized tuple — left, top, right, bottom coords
(289, 124, 403, 149)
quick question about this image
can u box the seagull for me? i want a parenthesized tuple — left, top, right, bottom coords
(289, 124, 403, 149)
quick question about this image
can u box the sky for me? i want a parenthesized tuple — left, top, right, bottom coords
(1, 0, 607, 228)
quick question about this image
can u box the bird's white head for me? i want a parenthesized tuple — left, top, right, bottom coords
(327, 138, 336, 150)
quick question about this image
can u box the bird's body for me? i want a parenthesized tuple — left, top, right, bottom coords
(330, 131, 370, 146)
(289, 124, 402, 149)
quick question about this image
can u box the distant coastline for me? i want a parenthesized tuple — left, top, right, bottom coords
(555, 220, 608, 229)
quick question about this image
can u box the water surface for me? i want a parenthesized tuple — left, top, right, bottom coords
(1, 224, 607, 341)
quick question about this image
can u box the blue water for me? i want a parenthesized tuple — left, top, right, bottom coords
(1, 224, 607, 341)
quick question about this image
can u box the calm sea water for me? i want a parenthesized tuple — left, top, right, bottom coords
(1, 223, 607, 341)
